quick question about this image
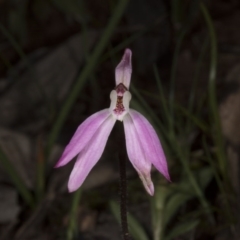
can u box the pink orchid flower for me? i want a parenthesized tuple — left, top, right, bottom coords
(55, 49, 170, 195)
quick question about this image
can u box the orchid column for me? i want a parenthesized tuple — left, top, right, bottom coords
(55, 49, 170, 196)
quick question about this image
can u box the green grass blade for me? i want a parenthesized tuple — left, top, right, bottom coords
(169, 24, 189, 131)
(202, 137, 233, 223)
(165, 167, 213, 226)
(164, 192, 190, 225)
(101, 16, 166, 63)
(176, 104, 209, 134)
(165, 219, 199, 240)
(0, 23, 55, 200)
(174, 144, 215, 224)
(200, 2, 227, 178)
(153, 65, 170, 127)
(0, 23, 27, 64)
(188, 37, 209, 113)
(0, 149, 34, 208)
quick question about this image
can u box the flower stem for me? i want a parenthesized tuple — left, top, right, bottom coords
(118, 153, 131, 240)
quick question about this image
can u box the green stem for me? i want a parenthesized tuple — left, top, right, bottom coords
(118, 153, 130, 240)
(67, 189, 82, 240)
(151, 185, 168, 240)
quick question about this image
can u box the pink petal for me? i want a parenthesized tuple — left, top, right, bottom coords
(68, 115, 116, 192)
(115, 49, 132, 89)
(129, 109, 170, 181)
(123, 114, 154, 195)
(55, 109, 110, 167)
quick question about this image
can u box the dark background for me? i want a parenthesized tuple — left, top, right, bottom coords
(0, 0, 240, 239)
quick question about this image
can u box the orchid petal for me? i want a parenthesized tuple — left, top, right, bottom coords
(55, 109, 110, 167)
(115, 49, 132, 89)
(129, 109, 170, 181)
(122, 91, 131, 114)
(109, 90, 118, 113)
(123, 114, 154, 195)
(68, 115, 116, 192)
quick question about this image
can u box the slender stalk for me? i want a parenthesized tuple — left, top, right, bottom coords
(118, 154, 131, 240)
(67, 189, 82, 240)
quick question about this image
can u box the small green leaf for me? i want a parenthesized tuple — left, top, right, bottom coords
(164, 192, 191, 225)
(67, 189, 82, 240)
(196, 167, 213, 190)
(165, 167, 213, 225)
(165, 219, 199, 240)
